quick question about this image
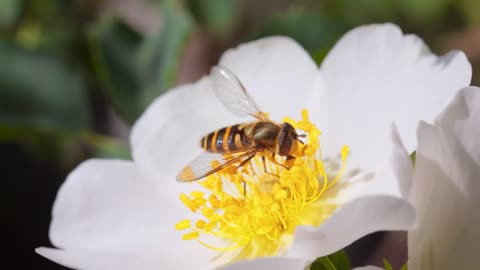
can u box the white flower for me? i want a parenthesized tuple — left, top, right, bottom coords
(36, 23, 471, 270)
(315, 86, 480, 270)
(407, 86, 480, 269)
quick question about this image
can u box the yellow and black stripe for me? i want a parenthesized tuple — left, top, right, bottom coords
(200, 124, 252, 153)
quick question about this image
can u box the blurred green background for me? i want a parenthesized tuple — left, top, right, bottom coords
(3, 0, 479, 269)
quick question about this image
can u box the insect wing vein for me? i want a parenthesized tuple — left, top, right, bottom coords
(211, 66, 269, 121)
(176, 150, 257, 182)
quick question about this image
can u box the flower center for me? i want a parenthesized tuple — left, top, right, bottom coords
(175, 109, 349, 263)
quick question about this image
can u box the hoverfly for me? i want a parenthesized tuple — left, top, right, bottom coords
(176, 66, 305, 182)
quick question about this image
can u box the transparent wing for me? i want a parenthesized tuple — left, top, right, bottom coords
(211, 66, 269, 120)
(176, 150, 257, 182)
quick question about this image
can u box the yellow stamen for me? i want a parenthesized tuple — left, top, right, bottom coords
(175, 219, 191, 230)
(177, 109, 350, 263)
(182, 231, 200, 240)
(195, 220, 207, 229)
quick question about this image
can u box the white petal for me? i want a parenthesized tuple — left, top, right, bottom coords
(43, 159, 213, 270)
(286, 124, 414, 260)
(435, 86, 480, 168)
(36, 247, 161, 270)
(131, 78, 242, 180)
(287, 195, 414, 260)
(390, 123, 414, 200)
(218, 258, 309, 270)
(309, 23, 471, 198)
(329, 123, 415, 201)
(408, 86, 480, 270)
(219, 36, 319, 120)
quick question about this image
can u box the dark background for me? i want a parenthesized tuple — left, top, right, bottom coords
(2, 0, 479, 269)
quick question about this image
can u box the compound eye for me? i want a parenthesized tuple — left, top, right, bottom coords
(278, 129, 293, 156)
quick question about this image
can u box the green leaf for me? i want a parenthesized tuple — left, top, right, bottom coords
(83, 133, 131, 160)
(90, 3, 193, 123)
(0, 0, 22, 30)
(138, 3, 193, 111)
(187, 0, 240, 39)
(400, 262, 408, 270)
(0, 40, 90, 133)
(399, 0, 452, 26)
(88, 18, 143, 122)
(309, 250, 351, 270)
(335, 0, 398, 25)
(383, 258, 394, 270)
(14, 0, 79, 52)
(458, 0, 480, 25)
(251, 9, 350, 64)
(94, 141, 131, 160)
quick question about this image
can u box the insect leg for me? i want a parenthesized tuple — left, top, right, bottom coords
(263, 155, 280, 178)
(273, 153, 290, 170)
(262, 155, 267, 173)
(269, 153, 294, 171)
(237, 154, 255, 197)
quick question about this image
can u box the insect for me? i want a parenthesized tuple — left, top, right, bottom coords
(176, 66, 305, 182)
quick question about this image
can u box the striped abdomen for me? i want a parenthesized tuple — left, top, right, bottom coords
(200, 124, 254, 153)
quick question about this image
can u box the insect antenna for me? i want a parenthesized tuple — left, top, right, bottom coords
(296, 134, 306, 144)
